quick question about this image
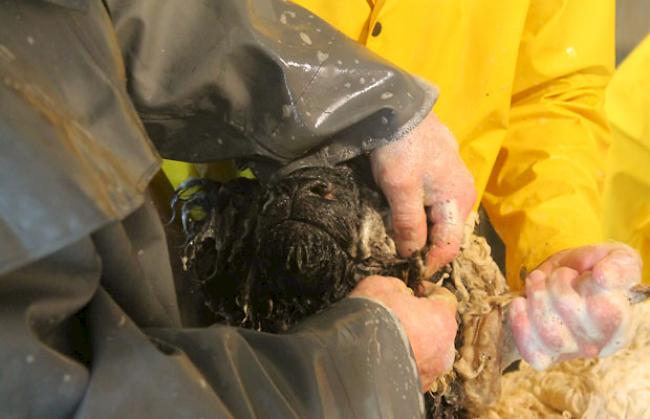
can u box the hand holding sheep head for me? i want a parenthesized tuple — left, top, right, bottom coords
(370, 110, 477, 275)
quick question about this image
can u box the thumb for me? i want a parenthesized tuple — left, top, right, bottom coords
(425, 200, 464, 273)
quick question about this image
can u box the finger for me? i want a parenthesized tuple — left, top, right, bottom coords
(447, 167, 477, 223)
(550, 245, 611, 273)
(548, 270, 601, 357)
(583, 288, 629, 350)
(538, 243, 640, 278)
(525, 269, 578, 354)
(591, 246, 641, 290)
(575, 271, 631, 339)
(597, 293, 632, 357)
(424, 200, 463, 273)
(508, 297, 554, 370)
(382, 182, 428, 258)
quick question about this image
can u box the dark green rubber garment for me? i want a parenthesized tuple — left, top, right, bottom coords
(0, 0, 436, 417)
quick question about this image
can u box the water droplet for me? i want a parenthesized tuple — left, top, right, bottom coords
(566, 46, 576, 57)
(336, 60, 342, 65)
(217, 138, 223, 145)
(63, 374, 71, 383)
(381, 116, 388, 124)
(360, 77, 365, 84)
(299, 32, 312, 45)
(137, 249, 144, 257)
(0, 45, 15, 63)
(317, 50, 329, 63)
(26, 36, 34, 45)
(26, 354, 34, 364)
(344, 82, 351, 88)
(381, 92, 394, 100)
(354, 59, 359, 64)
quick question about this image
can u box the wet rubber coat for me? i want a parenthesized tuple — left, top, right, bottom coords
(0, 0, 436, 417)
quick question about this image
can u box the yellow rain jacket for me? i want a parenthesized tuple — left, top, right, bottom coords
(604, 35, 650, 284)
(290, 0, 613, 288)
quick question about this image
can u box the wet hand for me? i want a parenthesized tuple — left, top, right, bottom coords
(349, 275, 458, 391)
(370, 111, 476, 275)
(508, 243, 642, 370)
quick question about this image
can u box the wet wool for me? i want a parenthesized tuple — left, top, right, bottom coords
(173, 163, 511, 418)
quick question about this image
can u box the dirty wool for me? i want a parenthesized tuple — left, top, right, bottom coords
(483, 298, 650, 419)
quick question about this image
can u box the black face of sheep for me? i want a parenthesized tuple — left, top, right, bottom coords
(174, 164, 421, 333)
(255, 166, 364, 300)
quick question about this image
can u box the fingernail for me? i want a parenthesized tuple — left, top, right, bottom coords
(528, 270, 545, 284)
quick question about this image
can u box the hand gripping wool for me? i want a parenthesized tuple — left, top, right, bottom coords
(482, 298, 650, 419)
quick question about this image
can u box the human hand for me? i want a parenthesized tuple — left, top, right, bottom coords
(349, 275, 458, 391)
(508, 243, 642, 370)
(370, 111, 476, 275)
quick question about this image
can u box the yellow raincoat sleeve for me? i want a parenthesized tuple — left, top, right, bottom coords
(482, 0, 614, 288)
(603, 35, 650, 284)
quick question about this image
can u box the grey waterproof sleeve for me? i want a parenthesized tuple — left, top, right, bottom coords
(0, 1, 430, 416)
(105, 0, 437, 174)
(0, 213, 424, 418)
